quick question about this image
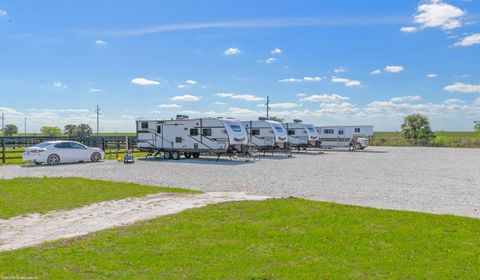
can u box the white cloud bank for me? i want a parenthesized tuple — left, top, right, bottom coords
(131, 78, 160, 86)
(444, 83, 480, 93)
(300, 94, 349, 103)
(171, 95, 201, 102)
(224, 48, 240, 56)
(215, 93, 265, 101)
(413, 0, 466, 30)
(454, 33, 480, 47)
(331, 76, 362, 87)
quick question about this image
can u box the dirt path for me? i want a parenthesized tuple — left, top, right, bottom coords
(0, 192, 270, 252)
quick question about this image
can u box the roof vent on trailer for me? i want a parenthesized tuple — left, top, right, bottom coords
(258, 117, 268, 121)
(176, 115, 189, 120)
(293, 119, 303, 123)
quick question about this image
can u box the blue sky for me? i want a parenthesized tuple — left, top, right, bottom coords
(1, 0, 479, 132)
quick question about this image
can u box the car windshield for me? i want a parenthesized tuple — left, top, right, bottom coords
(33, 142, 51, 148)
(229, 124, 242, 132)
(274, 126, 284, 133)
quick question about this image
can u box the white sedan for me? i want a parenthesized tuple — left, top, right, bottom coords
(23, 141, 105, 165)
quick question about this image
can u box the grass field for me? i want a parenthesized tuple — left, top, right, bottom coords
(1, 199, 479, 279)
(0, 177, 197, 219)
(371, 131, 480, 147)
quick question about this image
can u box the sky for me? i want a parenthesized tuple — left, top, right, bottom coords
(0, 0, 480, 133)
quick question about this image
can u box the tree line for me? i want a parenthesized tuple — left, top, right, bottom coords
(1, 124, 93, 137)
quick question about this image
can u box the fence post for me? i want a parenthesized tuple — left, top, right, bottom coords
(1, 138, 5, 164)
(102, 137, 106, 151)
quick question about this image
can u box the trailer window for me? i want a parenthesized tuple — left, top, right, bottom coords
(141, 122, 149, 129)
(252, 129, 260, 136)
(354, 128, 361, 133)
(229, 124, 242, 132)
(288, 130, 295, 136)
(156, 126, 161, 134)
(338, 130, 344, 135)
(202, 128, 212, 136)
(175, 137, 182, 143)
(190, 128, 199, 136)
(323, 129, 334, 134)
(307, 127, 316, 133)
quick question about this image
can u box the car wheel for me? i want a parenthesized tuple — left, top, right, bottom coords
(355, 143, 362, 150)
(184, 152, 192, 159)
(47, 154, 60, 165)
(172, 151, 180, 160)
(164, 151, 172, 159)
(91, 152, 101, 162)
(192, 152, 200, 159)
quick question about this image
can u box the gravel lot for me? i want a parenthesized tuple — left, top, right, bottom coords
(1, 146, 479, 218)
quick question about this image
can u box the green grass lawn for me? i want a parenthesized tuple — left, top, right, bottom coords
(1, 199, 479, 279)
(0, 177, 197, 219)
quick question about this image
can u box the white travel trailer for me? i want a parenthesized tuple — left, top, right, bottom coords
(136, 115, 248, 159)
(242, 118, 288, 151)
(284, 120, 319, 148)
(316, 125, 373, 150)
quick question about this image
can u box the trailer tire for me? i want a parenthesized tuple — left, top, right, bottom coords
(184, 152, 192, 159)
(192, 152, 200, 159)
(172, 151, 180, 160)
(164, 151, 172, 159)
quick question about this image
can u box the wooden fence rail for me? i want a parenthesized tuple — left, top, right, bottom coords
(0, 136, 142, 164)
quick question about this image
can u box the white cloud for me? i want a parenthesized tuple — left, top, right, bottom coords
(214, 93, 234, 97)
(215, 93, 264, 101)
(400, 26, 418, 33)
(444, 83, 480, 93)
(157, 104, 182, 108)
(171, 95, 201, 102)
(95, 40, 107, 45)
(296, 93, 306, 97)
(214, 102, 227, 105)
(331, 76, 362, 87)
(454, 33, 480, 47)
(185, 80, 197, 85)
(334, 67, 348, 73)
(475, 98, 480, 105)
(52, 82, 68, 88)
(0, 10, 7, 16)
(89, 88, 103, 93)
(413, 0, 466, 30)
(384, 65, 405, 73)
(300, 94, 349, 103)
(318, 102, 359, 115)
(230, 94, 265, 101)
(279, 76, 322, 83)
(268, 103, 302, 109)
(177, 85, 187, 88)
(271, 48, 283, 55)
(265, 57, 277, 64)
(443, 98, 464, 104)
(224, 48, 240, 56)
(371, 69, 382, 75)
(390, 95, 422, 102)
(427, 73, 438, 78)
(131, 77, 160, 86)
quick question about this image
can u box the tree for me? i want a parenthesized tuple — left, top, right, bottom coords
(401, 114, 435, 140)
(40, 126, 62, 137)
(269, 116, 284, 123)
(64, 124, 77, 136)
(475, 121, 480, 133)
(77, 123, 93, 137)
(3, 124, 18, 136)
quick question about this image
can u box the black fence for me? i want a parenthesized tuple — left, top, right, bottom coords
(0, 136, 141, 164)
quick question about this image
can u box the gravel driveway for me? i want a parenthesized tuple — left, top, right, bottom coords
(1, 146, 479, 218)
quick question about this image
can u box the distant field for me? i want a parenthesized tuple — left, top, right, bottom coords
(371, 131, 480, 148)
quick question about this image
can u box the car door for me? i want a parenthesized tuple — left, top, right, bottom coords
(69, 142, 90, 161)
(53, 142, 74, 162)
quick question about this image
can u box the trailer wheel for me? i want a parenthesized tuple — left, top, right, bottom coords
(164, 151, 172, 159)
(355, 143, 362, 150)
(184, 152, 192, 159)
(172, 151, 180, 160)
(192, 152, 200, 159)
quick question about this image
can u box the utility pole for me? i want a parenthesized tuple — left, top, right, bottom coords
(24, 117, 27, 135)
(265, 96, 271, 119)
(95, 105, 100, 136)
